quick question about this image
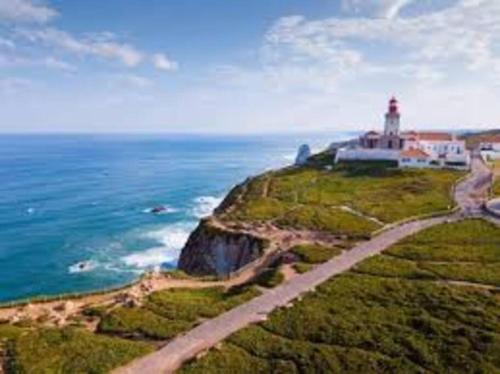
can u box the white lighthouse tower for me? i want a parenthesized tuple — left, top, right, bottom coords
(384, 97, 400, 136)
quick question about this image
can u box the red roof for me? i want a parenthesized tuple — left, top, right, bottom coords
(480, 135, 500, 143)
(400, 149, 430, 158)
(417, 132, 453, 141)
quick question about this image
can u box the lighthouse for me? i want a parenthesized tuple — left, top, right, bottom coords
(384, 97, 400, 136)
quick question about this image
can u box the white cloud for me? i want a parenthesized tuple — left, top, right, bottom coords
(380, 0, 415, 19)
(41, 56, 75, 71)
(114, 74, 153, 88)
(152, 53, 178, 71)
(17, 28, 144, 67)
(0, 76, 33, 93)
(0, 1, 177, 71)
(0, 0, 57, 24)
(341, 0, 415, 19)
(0, 50, 75, 71)
(0, 36, 14, 48)
(267, 1, 500, 75)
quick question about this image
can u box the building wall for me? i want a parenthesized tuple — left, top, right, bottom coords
(335, 148, 400, 163)
(480, 150, 500, 161)
(417, 140, 466, 158)
(379, 135, 404, 150)
(480, 142, 500, 152)
(398, 157, 431, 168)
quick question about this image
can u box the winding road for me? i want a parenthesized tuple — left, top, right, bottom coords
(115, 154, 492, 374)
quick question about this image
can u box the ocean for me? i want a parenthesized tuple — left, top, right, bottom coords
(0, 133, 355, 302)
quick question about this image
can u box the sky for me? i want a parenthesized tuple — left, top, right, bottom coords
(0, 0, 499, 134)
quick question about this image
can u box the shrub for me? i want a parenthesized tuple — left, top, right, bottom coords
(9, 327, 152, 373)
(252, 267, 285, 288)
(290, 244, 342, 264)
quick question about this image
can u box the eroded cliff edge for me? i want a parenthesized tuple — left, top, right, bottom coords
(177, 217, 269, 277)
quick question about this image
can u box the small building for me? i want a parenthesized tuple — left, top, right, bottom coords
(479, 135, 500, 161)
(398, 149, 431, 168)
(479, 135, 500, 152)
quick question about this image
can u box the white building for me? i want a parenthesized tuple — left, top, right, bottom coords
(479, 135, 500, 161)
(336, 97, 470, 169)
(479, 136, 500, 152)
(399, 149, 431, 168)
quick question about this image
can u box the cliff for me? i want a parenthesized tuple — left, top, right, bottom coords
(177, 218, 269, 277)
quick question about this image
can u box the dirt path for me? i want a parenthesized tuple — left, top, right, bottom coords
(115, 156, 490, 374)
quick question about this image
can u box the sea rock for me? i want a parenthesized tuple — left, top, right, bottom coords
(178, 218, 269, 277)
(295, 144, 311, 166)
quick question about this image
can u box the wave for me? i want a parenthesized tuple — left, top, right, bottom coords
(121, 223, 192, 269)
(191, 195, 223, 218)
(142, 205, 178, 215)
(68, 260, 98, 274)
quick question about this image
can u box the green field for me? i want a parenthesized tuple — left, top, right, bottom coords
(98, 286, 260, 340)
(0, 285, 260, 372)
(0, 326, 152, 373)
(180, 220, 500, 373)
(219, 161, 463, 238)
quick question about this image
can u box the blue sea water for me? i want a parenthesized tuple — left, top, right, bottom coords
(0, 133, 354, 302)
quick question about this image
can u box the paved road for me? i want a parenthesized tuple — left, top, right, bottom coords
(454, 152, 492, 215)
(115, 158, 489, 374)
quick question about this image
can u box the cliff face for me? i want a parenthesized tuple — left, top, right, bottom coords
(177, 218, 268, 277)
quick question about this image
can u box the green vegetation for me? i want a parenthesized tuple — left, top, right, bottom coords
(180, 220, 500, 373)
(98, 286, 260, 340)
(287, 244, 347, 276)
(493, 178, 500, 197)
(252, 266, 285, 288)
(0, 286, 260, 372)
(485, 159, 500, 196)
(220, 162, 462, 238)
(290, 244, 343, 264)
(292, 262, 314, 274)
(355, 219, 500, 286)
(1, 326, 152, 373)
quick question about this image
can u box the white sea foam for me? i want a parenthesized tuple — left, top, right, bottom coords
(142, 205, 178, 214)
(121, 224, 192, 269)
(68, 260, 98, 274)
(191, 195, 223, 218)
(122, 246, 180, 268)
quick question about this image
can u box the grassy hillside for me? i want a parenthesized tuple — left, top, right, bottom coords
(180, 220, 500, 373)
(0, 285, 260, 372)
(97, 286, 260, 340)
(0, 326, 152, 374)
(219, 161, 463, 239)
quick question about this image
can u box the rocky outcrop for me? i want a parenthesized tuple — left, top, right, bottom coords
(295, 144, 311, 166)
(178, 219, 269, 277)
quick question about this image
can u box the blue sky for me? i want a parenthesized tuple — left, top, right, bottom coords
(0, 0, 499, 133)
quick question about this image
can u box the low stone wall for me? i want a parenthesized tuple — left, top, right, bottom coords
(335, 148, 400, 163)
